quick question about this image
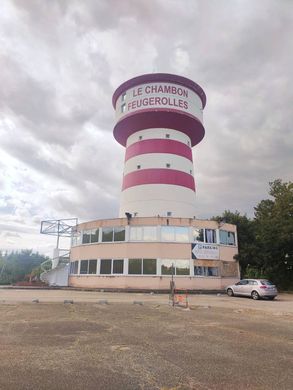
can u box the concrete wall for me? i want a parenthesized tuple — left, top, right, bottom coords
(69, 275, 238, 290)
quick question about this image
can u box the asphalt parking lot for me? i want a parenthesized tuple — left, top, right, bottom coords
(0, 289, 292, 390)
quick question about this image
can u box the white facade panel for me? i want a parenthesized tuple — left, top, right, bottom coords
(124, 154, 194, 176)
(126, 128, 191, 147)
(119, 185, 197, 218)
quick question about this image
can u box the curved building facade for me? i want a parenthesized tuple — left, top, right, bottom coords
(67, 73, 240, 291)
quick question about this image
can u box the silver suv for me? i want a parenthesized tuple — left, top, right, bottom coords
(226, 279, 278, 300)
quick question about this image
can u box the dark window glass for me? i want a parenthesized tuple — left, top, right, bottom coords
(114, 227, 125, 242)
(143, 259, 156, 275)
(176, 260, 190, 275)
(161, 260, 174, 275)
(207, 267, 218, 276)
(88, 259, 97, 274)
(100, 259, 111, 274)
(194, 266, 204, 276)
(113, 259, 124, 274)
(220, 230, 235, 246)
(205, 229, 216, 243)
(80, 260, 88, 274)
(90, 229, 99, 243)
(74, 261, 79, 274)
(228, 232, 235, 245)
(128, 259, 142, 274)
(82, 231, 91, 244)
(102, 228, 113, 242)
(261, 280, 273, 285)
(240, 279, 249, 285)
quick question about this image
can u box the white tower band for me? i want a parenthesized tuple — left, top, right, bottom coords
(112, 73, 206, 218)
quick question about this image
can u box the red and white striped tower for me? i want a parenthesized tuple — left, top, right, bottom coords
(112, 73, 206, 218)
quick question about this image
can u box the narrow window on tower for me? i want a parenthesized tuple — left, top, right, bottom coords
(166, 163, 171, 168)
(190, 170, 192, 174)
(139, 135, 143, 140)
(165, 134, 170, 138)
(167, 211, 172, 217)
(121, 103, 126, 113)
(121, 92, 126, 102)
(137, 165, 141, 169)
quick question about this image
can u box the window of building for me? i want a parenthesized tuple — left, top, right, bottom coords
(161, 226, 175, 241)
(74, 261, 79, 274)
(102, 227, 113, 242)
(130, 227, 143, 241)
(192, 228, 204, 242)
(161, 259, 190, 276)
(88, 259, 97, 274)
(121, 92, 126, 102)
(82, 229, 99, 244)
(219, 230, 236, 246)
(161, 260, 190, 276)
(70, 262, 74, 274)
(101, 227, 126, 243)
(190, 170, 192, 174)
(128, 258, 157, 275)
(90, 229, 99, 243)
(137, 165, 141, 169)
(143, 259, 156, 275)
(128, 259, 142, 274)
(161, 260, 174, 275)
(71, 230, 81, 247)
(166, 163, 171, 168)
(121, 103, 126, 113)
(205, 229, 216, 243)
(113, 259, 124, 274)
(114, 227, 125, 242)
(167, 211, 172, 217)
(161, 226, 189, 242)
(139, 135, 143, 140)
(82, 230, 91, 244)
(165, 134, 170, 138)
(80, 260, 88, 274)
(194, 266, 219, 277)
(176, 260, 190, 275)
(143, 226, 157, 241)
(100, 259, 111, 274)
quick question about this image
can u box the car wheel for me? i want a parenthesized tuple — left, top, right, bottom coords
(227, 288, 234, 297)
(251, 291, 260, 300)
(268, 296, 275, 300)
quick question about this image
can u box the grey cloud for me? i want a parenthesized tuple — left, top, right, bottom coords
(1, 0, 293, 253)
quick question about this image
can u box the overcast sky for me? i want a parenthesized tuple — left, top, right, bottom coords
(0, 0, 292, 255)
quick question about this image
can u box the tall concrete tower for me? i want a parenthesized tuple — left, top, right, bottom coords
(112, 73, 206, 218)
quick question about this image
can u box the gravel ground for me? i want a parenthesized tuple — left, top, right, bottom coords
(0, 290, 292, 390)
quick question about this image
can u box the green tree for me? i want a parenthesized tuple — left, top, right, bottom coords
(0, 250, 49, 285)
(254, 180, 293, 289)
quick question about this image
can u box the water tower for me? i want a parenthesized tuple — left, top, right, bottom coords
(112, 73, 206, 218)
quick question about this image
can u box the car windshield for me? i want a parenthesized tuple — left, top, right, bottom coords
(260, 280, 274, 285)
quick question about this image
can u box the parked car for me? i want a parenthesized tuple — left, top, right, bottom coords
(226, 279, 278, 300)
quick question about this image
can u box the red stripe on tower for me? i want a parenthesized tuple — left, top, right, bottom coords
(122, 169, 195, 191)
(125, 139, 192, 162)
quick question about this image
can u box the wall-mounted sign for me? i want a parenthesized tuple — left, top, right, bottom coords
(116, 82, 203, 121)
(191, 243, 219, 260)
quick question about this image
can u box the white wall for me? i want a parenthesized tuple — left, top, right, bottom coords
(126, 128, 191, 147)
(123, 154, 194, 176)
(119, 184, 197, 218)
(41, 264, 69, 287)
